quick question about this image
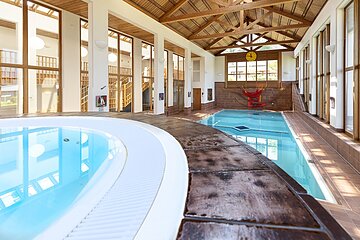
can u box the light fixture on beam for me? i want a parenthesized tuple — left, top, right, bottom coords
(305, 59, 312, 64)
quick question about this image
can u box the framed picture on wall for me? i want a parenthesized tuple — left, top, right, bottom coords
(96, 95, 107, 107)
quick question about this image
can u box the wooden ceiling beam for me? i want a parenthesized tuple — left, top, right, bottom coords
(188, 0, 246, 39)
(263, 6, 312, 25)
(190, 23, 308, 40)
(206, 40, 299, 50)
(160, 0, 189, 21)
(245, 10, 272, 30)
(161, 0, 298, 23)
(246, 16, 302, 41)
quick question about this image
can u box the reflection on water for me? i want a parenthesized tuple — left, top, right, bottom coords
(0, 127, 118, 239)
(200, 110, 326, 200)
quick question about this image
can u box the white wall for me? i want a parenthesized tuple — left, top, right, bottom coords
(215, 56, 225, 83)
(204, 56, 215, 103)
(281, 52, 296, 81)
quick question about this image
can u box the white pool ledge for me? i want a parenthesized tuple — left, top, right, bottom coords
(0, 116, 189, 240)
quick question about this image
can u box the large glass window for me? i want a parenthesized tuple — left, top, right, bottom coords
(345, 2, 354, 133)
(27, 2, 60, 113)
(0, 0, 60, 114)
(119, 36, 133, 112)
(315, 25, 331, 121)
(0, 0, 23, 65)
(303, 46, 310, 106)
(227, 60, 278, 82)
(173, 54, 184, 112)
(142, 43, 152, 111)
(80, 20, 88, 112)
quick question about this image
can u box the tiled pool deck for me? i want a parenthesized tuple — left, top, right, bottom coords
(6, 111, 353, 239)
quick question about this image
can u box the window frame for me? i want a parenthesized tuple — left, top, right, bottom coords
(0, 0, 62, 114)
(226, 59, 279, 82)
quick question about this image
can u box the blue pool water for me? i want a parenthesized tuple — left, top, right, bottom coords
(200, 110, 326, 200)
(0, 127, 119, 240)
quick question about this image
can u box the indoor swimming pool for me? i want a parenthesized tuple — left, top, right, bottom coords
(200, 110, 332, 201)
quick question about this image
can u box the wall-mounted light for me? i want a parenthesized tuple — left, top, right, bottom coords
(305, 59, 312, 64)
(95, 40, 107, 49)
(296, 67, 301, 71)
(81, 46, 88, 58)
(325, 44, 336, 53)
(29, 36, 45, 50)
(108, 53, 117, 63)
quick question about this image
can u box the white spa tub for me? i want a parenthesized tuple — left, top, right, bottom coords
(0, 116, 189, 240)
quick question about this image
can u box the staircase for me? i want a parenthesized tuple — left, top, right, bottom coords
(80, 75, 150, 112)
(292, 82, 307, 112)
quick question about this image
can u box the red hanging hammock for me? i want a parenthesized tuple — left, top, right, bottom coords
(242, 88, 266, 108)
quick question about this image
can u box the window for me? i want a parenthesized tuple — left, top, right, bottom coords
(314, 25, 331, 122)
(303, 46, 310, 106)
(80, 20, 89, 112)
(227, 60, 278, 82)
(142, 43, 152, 111)
(80, 21, 133, 113)
(173, 53, 185, 111)
(345, 2, 355, 134)
(0, 1, 61, 115)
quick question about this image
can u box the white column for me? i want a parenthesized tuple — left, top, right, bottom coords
(167, 51, 174, 107)
(88, 0, 109, 112)
(133, 37, 143, 113)
(184, 48, 192, 109)
(153, 34, 165, 114)
(62, 11, 80, 112)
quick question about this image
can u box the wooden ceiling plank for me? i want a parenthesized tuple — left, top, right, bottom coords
(188, 14, 223, 38)
(160, 0, 189, 21)
(208, 0, 230, 7)
(215, 19, 239, 31)
(246, 16, 302, 41)
(190, 23, 308, 40)
(263, 6, 312, 25)
(161, 0, 298, 23)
